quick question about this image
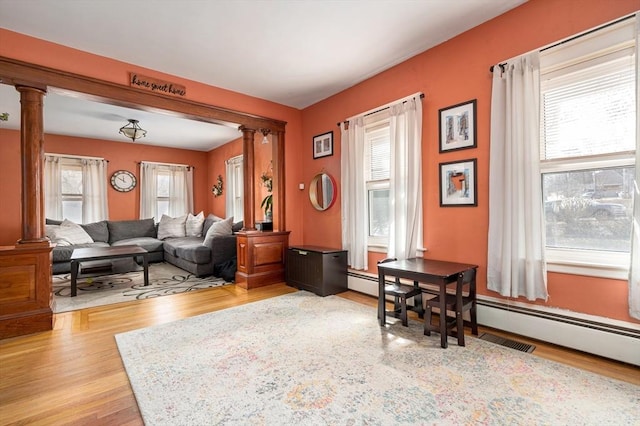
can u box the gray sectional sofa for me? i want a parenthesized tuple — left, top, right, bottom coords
(46, 215, 239, 278)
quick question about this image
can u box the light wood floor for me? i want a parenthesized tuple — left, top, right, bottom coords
(1, 283, 638, 425)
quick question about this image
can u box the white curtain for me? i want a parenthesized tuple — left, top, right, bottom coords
(487, 52, 548, 301)
(630, 13, 640, 320)
(168, 165, 193, 216)
(140, 162, 193, 220)
(139, 162, 158, 220)
(341, 117, 368, 270)
(44, 155, 62, 220)
(388, 95, 423, 259)
(81, 158, 109, 222)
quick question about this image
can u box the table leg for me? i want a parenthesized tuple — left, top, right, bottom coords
(378, 271, 385, 326)
(70, 260, 79, 297)
(142, 254, 149, 286)
(439, 279, 448, 348)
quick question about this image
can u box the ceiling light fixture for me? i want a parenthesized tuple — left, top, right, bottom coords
(260, 128, 271, 144)
(119, 119, 147, 142)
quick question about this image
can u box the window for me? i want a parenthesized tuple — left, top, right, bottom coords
(341, 93, 423, 269)
(539, 18, 636, 278)
(156, 169, 171, 219)
(139, 162, 193, 221)
(226, 155, 244, 222)
(44, 154, 109, 223)
(59, 159, 83, 223)
(365, 122, 390, 248)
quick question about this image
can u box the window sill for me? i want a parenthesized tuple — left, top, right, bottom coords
(367, 245, 427, 255)
(546, 248, 630, 280)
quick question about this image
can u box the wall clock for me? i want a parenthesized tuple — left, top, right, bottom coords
(110, 170, 137, 192)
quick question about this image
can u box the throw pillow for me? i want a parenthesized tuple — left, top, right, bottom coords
(203, 216, 233, 246)
(185, 211, 205, 237)
(202, 213, 224, 237)
(46, 219, 94, 246)
(80, 220, 109, 243)
(157, 214, 188, 240)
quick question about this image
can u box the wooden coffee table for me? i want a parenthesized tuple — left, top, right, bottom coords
(69, 246, 149, 297)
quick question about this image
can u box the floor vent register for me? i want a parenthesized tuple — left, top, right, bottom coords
(478, 332, 536, 353)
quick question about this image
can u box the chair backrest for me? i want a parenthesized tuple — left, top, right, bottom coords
(456, 268, 477, 304)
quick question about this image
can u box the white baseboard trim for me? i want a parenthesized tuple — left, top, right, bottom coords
(348, 271, 640, 366)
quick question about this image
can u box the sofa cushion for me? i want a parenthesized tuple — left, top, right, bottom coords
(46, 220, 94, 246)
(175, 244, 211, 264)
(186, 211, 205, 237)
(51, 242, 110, 262)
(157, 214, 187, 240)
(80, 220, 109, 243)
(203, 216, 233, 246)
(112, 237, 164, 253)
(163, 236, 205, 256)
(107, 218, 156, 243)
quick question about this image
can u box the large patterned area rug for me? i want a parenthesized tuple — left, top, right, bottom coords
(115, 291, 639, 425)
(52, 262, 228, 313)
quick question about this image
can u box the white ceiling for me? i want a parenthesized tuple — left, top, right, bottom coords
(0, 0, 526, 151)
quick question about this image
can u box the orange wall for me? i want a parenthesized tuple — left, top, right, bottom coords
(299, 0, 639, 323)
(205, 135, 285, 226)
(207, 137, 242, 219)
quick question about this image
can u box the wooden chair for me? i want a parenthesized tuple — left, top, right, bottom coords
(423, 267, 477, 346)
(378, 258, 424, 326)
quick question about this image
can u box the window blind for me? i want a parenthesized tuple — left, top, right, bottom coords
(541, 57, 635, 160)
(367, 131, 390, 181)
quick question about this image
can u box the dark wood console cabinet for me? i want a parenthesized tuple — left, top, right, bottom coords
(286, 246, 347, 296)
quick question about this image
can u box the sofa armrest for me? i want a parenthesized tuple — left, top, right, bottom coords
(203, 234, 237, 265)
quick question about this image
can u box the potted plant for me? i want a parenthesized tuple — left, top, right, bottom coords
(260, 171, 273, 222)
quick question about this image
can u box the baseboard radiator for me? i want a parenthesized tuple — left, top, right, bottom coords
(348, 271, 640, 366)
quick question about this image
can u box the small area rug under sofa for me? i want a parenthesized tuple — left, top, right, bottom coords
(52, 261, 228, 313)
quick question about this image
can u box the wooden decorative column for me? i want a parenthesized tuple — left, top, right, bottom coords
(240, 126, 256, 231)
(16, 86, 48, 244)
(0, 85, 53, 339)
(234, 125, 289, 289)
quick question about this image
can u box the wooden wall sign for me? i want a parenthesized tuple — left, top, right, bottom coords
(129, 73, 186, 97)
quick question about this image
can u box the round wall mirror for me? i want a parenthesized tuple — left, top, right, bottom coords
(309, 173, 336, 211)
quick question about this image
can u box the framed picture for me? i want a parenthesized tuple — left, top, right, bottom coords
(439, 99, 477, 152)
(439, 158, 477, 207)
(313, 131, 333, 159)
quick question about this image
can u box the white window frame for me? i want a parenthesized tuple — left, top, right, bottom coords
(539, 17, 636, 279)
(226, 154, 244, 222)
(364, 120, 390, 250)
(60, 158, 83, 223)
(155, 167, 171, 219)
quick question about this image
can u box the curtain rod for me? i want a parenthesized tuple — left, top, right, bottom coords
(138, 160, 194, 169)
(336, 92, 424, 127)
(489, 13, 635, 73)
(45, 152, 108, 162)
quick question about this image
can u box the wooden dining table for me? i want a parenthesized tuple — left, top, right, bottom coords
(377, 258, 478, 348)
